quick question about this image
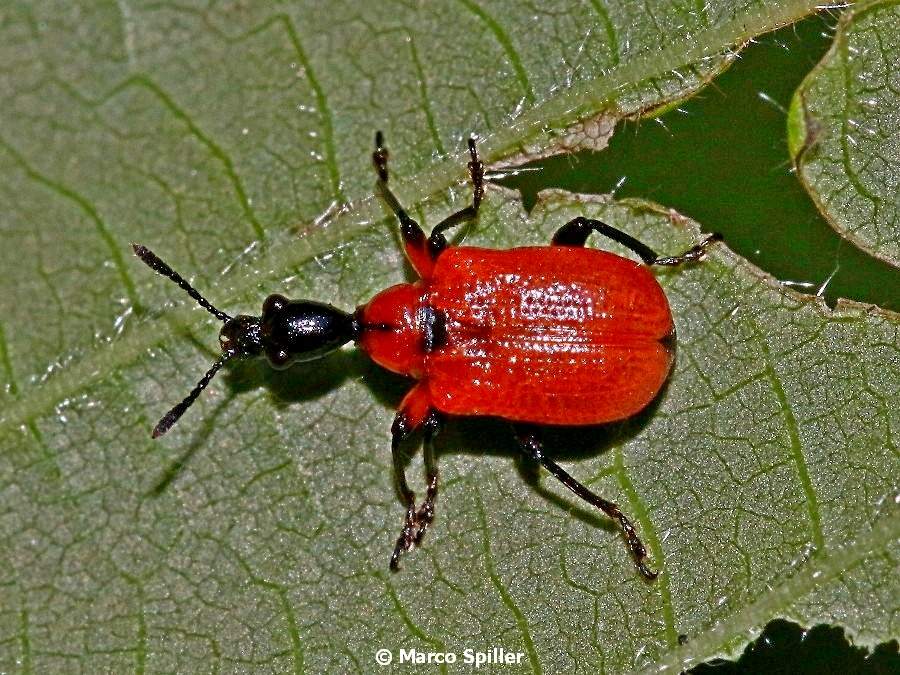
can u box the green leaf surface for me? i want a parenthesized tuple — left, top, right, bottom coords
(1, 2, 897, 674)
(790, 0, 900, 267)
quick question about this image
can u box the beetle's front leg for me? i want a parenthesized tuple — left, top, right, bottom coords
(514, 425, 659, 581)
(389, 383, 443, 570)
(390, 415, 418, 569)
(427, 137, 485, 255)
(373, 131, 435, 279)
(412, 410, 442, 544)
(373, 132, 486, 276)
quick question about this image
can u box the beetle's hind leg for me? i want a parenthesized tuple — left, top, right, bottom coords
(514, 426, 659, 581)
(427, 137, 485, 256)
(552, 216, 721, 266)
(389, 384, 443, 571)
(649, 232, 723, 266)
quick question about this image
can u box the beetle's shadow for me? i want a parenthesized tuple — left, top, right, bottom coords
(448, 373, 671, 533)
(223, 348, 409, 406)
(148, 394, 233, 496)
(152, 345, 669, 544)
(437, 418, 643, 534)
(149, 350, 411, 494)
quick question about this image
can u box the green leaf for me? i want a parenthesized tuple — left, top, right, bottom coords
(790, 0, 900, 266)
(1, 2, 897, 674)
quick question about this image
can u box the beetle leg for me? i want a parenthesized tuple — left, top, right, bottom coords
(552, 216, 722, 266)
(390, 413, 418, 570)
(427, 137, 485, 257)
(514, 426, 659, 581)
(373, 131, 435, 278)
(389, 384, 442, 570)
(648, 233, 723, 266)
(413, 411, 443, 545)
(552, 217, 658, 261)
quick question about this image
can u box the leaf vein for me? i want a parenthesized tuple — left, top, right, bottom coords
(756, 323, 826, 555)
(378, 571, 450, 675)
(214, 537, 305, 675)
(614, 448, 678, 649)
(277, 14, 346, 206)
(0, 135, 139, 308)
(474, 486, 542, 674)
(119, 75, 266, 241)
(408, 35, 446, 156)
(456, 0, 536, 106)
(585, 0, 621, 66)
(643, 510, 900, 673)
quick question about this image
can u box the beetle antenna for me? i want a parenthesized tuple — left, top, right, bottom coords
(132, 244, 231, 323)
(152, 353, 232, 438)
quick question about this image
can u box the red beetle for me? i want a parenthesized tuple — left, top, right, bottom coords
(134, 133, 720, 579)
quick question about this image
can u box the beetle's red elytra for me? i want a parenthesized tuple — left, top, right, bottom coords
(134, 132, 721, 580)
(361, 245, 675, 426)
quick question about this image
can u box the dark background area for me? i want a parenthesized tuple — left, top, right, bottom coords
(687, 619, 899, 674)
(500, 11, 900, 313)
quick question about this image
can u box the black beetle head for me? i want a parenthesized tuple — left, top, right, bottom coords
(132, 244, 354, 438)
(218, 314, 263, 358)
(259, 294, 355, 369)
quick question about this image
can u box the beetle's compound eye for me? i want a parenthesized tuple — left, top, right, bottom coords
(262, 293, 288, 318)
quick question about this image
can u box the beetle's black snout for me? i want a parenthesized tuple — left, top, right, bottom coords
(260, 294, 355, 369)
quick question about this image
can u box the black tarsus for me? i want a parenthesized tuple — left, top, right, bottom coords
(389, 410, 443, 570)
(414, 412, 441, 544)
(551, 217, 722, 266)
(373, 130, 389, 183)
(468, 137, 485, 209)
(514, 426, 659, 581)
(389, 413, 416, 570)
(651, 232, 723, 266)
(132, 243, 231, 322)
